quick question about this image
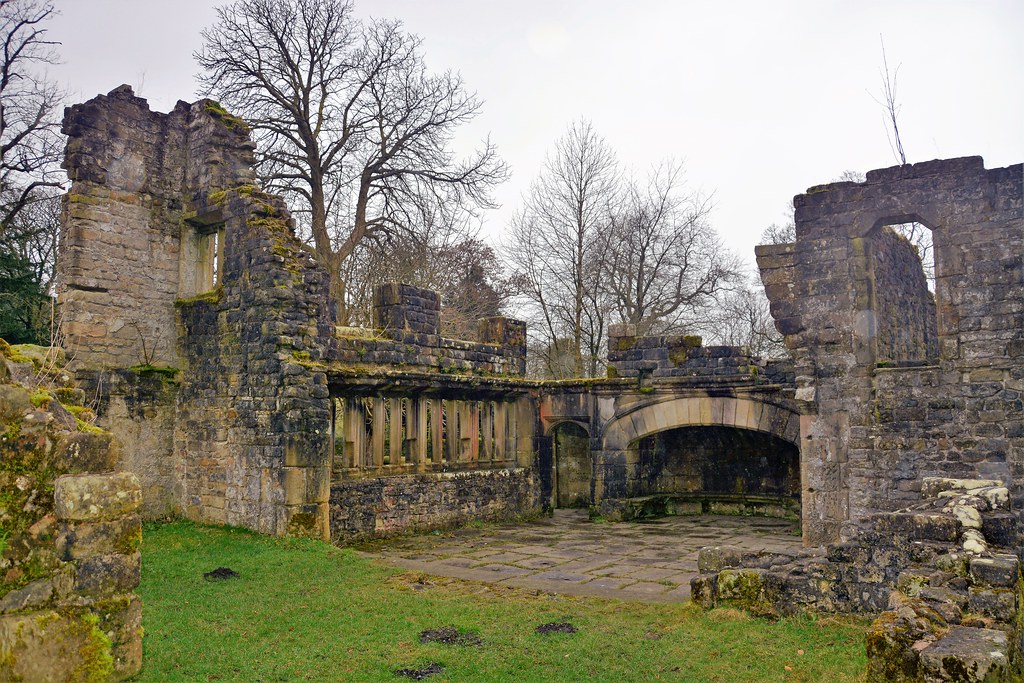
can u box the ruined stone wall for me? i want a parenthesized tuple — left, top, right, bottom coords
(329, 468, 539, 542)
(757, 157, 1024, 544)
(606, 324, 794, 384)
(60, 86, 255, 370)
(636, 426, 800, 503)
(75, 368, 180, 519)
(60, 88, 334, 538)
(175, 187, 334, 538)
(0, 346, 142, 681)
(330, 284, 527, 376)
(870, 226, 939, 365)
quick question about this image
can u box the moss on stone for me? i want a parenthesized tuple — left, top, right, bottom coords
(128, 364, 180, 380)
(75, 418, 105, 434)
(64, 610, 115, 682)
(174, 289, 221, 307)
(66, 193, 104, 206)
(204, 100, 250, 135)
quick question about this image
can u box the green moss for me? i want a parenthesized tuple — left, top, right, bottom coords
(638, 386, 655, 394)
(66, 193, 104, 206)
(75, 418, 104, 434)
(128, 364, 180, 380)
(115, 525, 143, 555)
(668, 348, 688, 366)
(174, 288, 221, 307)
(207, 189, 228, 206)
(614, 336, 637, 352)
(606, 365, 619, 379)
(66, 611, 115, 682)
(291, 351, 311, 361)
(29, 389, 53, 408)
(204, 100, 250, 135)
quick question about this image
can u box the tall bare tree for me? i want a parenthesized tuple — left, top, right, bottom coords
(195, 0, 506, 322)
(0, 0, 63, 233)
(599, 161, 737, 336)
(507, 119, 618, 378)
(0, 0, 64, 344)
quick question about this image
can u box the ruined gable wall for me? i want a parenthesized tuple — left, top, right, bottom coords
(60, 85, 189, 369)
(757, 157, 1023, 544)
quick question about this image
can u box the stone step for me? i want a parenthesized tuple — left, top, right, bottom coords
(918, 626, 1009, 682)
(873, 512, 960, 542)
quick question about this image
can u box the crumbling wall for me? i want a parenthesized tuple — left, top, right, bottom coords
(58, 87, 532, 542)
(0, 343, 142, 681)
(330, 283, 527, 376)
(757, 157, 1023, 545)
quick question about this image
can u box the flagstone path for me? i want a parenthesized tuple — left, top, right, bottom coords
(361, 510, 804, 602)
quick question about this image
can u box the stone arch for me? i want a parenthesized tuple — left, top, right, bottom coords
(601, 395, 801, 452)
(542, 418, 590, 437)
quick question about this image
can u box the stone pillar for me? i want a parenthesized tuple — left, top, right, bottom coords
(373, 283, 441, 336)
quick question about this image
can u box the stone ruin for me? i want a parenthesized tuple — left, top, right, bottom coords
(694, 158, 1024, 681)
(2, 85, 1019, 679)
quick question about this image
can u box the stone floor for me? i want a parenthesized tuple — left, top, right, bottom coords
(361, 510, 803, 602)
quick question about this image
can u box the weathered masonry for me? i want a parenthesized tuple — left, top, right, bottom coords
(58, 88, 1022, 567)
(757, 157, 1023, 545)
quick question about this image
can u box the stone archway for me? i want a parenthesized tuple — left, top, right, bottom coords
(593, 394, 803, 520)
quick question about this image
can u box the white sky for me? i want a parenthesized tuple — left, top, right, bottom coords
(51, 0, 1023, 270)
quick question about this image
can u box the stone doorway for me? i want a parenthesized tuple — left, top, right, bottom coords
(552, 422, 591, 509)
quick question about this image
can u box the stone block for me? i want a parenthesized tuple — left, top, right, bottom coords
(74, 552, 141, 596)
(874, 512, 961, 542)
(981, 513, 1018, 548)
(54, 472, 142, 521)
(0, 383, 31, 422)
(918, 626, 1008, 682)
(94, 594, 143, 680)
(56, 514, 142, 561)
(52, 432, 120, 473)
(697, 546, 744, 573)
(968, 555, 1020, 588)
(966, 587, 1016, 621)
(689, 575, 717, 609)
(0, 609, 116, 682)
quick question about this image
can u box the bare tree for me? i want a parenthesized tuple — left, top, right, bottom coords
(599, 161, 738, 336)
(0, 0, 64, 344)
(873, 35, 906, 166)
(0, 0, 64, 234)
(706, 278, 787, 358)
(195, 0, 506, 322)
(340, 216, 512, 340)
(506, 119, 618, 378)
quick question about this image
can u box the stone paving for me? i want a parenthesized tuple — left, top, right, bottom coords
(362, 511, 803, 602)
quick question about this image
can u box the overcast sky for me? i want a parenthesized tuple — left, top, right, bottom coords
(50, 0, 1023, 270)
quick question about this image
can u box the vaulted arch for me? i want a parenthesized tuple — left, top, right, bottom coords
(601, 395, 801, 452)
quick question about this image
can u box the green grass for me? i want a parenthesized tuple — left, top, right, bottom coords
(137, 521, 868, 682)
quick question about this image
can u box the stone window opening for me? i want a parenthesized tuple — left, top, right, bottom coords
(884, 221, 934, 292)
(330, 395, 520, 478)
(867, 214, 939, 366)
(180, 220, 225, 296)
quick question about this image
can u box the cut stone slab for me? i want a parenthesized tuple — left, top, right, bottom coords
(969, 555, 1020, 588)
(918, 626, 1008, 682)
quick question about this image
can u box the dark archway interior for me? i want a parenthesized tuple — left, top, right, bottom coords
(634, 426, 800, 515)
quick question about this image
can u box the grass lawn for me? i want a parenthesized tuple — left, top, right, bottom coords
(137, 521, 868, 682)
